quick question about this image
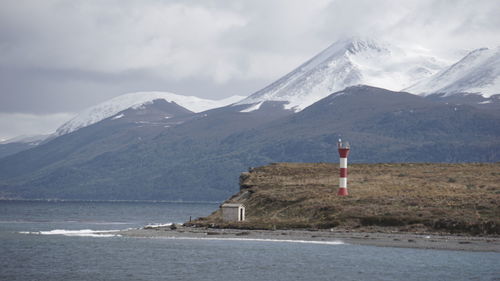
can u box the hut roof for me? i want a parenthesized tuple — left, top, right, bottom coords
(221, 203, 244, 208)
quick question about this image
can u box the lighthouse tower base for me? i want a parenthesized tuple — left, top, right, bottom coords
(337, 188, 348, 196)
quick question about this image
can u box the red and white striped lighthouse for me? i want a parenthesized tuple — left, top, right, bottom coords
(337, 139, 350, 196)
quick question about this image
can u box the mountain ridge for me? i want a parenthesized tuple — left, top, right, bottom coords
(235, 37, 447, 112)
(0, 37, 499, 201)
(406, 47, 500, 97)
(1, 85, 498, 201)
(55, 92, 245, 137)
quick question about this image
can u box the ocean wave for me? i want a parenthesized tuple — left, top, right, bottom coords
(144, 223, 172, 228)
(19, 229, 120, 237)
(144, 223, 182, 228)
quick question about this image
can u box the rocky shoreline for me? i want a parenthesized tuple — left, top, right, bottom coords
(114, 225, 500, 252)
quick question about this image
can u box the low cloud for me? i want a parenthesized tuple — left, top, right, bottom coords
(0, 112, 75, 140)
(1, 0, 498, 84)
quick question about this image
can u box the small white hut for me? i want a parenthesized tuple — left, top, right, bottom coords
(221, 203, 245, 222)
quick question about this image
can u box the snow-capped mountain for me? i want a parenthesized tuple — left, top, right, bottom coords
(406, 47, 500, 97)
(55, 92, 245, 136)
(235, 37, 448, 112)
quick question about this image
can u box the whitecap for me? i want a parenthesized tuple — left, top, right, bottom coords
(144, 223, 173, 228)
(19, 229, 120, 238)
(143, 222, 183, 229)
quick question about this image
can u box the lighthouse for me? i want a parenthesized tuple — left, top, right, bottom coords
(337, 139, 350, 196)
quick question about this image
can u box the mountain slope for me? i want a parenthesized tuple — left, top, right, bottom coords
(406, 47, 500, 97)
(234, 85, 500, 163)
(0, 99, 291, 200)
(235, 38, 446, 111)
(0, 99, 196, 184)
(0, 134, 52, 159)
(56, 92, 245, 136)
(1, 85, 498, 201)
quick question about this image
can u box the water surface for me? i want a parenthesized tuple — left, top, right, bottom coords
(1, 201, 498, 281)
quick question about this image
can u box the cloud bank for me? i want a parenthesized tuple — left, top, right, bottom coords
(0, 0, 499, 138)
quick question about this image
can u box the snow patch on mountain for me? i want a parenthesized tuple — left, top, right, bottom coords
(111, 113, 124, 120)
(56, 92, 246, 136)
(240, 102, 263, 113)
(406, 47, 500, 97)
(235, 37, 447, 112)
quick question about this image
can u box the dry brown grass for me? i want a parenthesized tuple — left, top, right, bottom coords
(190, 162, 500, 235)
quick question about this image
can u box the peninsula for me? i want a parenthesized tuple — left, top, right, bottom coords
(118, 162, 500, 251)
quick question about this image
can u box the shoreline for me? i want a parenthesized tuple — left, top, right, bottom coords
(115, 226, 500, 252)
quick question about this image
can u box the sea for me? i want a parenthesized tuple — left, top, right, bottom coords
(0, 200, 499, 281)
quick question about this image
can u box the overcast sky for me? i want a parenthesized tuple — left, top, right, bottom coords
(1, 0, 499, 140)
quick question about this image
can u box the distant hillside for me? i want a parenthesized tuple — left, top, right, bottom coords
(193, 162, 500, 235)
(0, 86, 499, 201)
(0, 134, 53, 159)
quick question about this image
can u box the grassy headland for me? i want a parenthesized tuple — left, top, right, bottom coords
(189, 162, 500, 235)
